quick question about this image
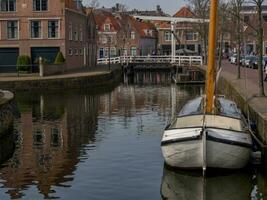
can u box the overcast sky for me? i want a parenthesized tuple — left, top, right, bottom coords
(83, 0, 187, 15)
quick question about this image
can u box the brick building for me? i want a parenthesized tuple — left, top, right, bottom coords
(0, 0, 97, 73)
(94, 9, 157, 58)
(241, 5, 267, 55)
(155, 7, 201, 55)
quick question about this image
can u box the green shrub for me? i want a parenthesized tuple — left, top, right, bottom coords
(54, 52, 65, 64)
(16, 55, 31, 72)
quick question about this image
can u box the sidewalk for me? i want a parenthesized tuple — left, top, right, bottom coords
(0, 65, 120, 82)
(201, 60, 267, 143)
(0, 65, 122, 90)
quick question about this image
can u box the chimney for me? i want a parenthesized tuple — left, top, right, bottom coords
(156, 5, 161, 13)
(116, 3, 119, 11)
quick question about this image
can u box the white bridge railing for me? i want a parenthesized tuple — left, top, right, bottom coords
(97, 55, 203, 66)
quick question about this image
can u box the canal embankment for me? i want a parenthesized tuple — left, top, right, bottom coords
(0, 65, 122, 91)
(197, 60, 267, 148)
(0, 90, 16, 138)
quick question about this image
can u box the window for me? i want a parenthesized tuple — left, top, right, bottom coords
(69, 48, 73, 55)
(244, 15, 249, 23)
(74, 27, 78, 41)
(79, 48, 83, 55)
(33, 0, 48, 11)
(123, 48, 127, 56)
(164, 31, 171, 41)
(104, 47, 109, 58)
(51, 128, 61, 147)
(104, 24, 110, 31)
(110, 47, 116, 57)
(80, 27, 83, 41)
(0, 0, 16, 12)
(263, 15, 267, 22)
(31, 21, 41, 38)
(33, 129, 44, 147)
(48, 20, 58, 38)
(185, 32, 198, 41)
(7, 20, 18, 39)
(69, 23, 72, 40)
(131, 31, 135, 39)
(101, 35, 107, 44)
(131, 46, 137, 56)
(74, 48, 78, 55)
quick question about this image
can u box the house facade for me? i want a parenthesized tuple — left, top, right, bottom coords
(240, 5, 267, 55)
(95, 10, 157, 58)
(155, 7, 201, 55)
(0, 0, 97, 73)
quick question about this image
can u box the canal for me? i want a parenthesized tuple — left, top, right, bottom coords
(0, 71, 266, 199)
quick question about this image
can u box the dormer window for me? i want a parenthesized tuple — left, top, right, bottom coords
(0, 0, 16, 12)
(131, 31, 135, 39)
(104, 24, 110, 32)
(33, 0, 48, 11)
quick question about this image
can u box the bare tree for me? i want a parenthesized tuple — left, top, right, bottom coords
(217, 2, 229, 69)
(250, 0, 265, 96)
(230, 0, 245, 79)
(187, 0, 210, 65)
(86, 0, 99, 8)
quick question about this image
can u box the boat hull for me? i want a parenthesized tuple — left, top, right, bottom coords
(161, 127, 252, 169)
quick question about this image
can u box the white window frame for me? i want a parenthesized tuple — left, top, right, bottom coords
(131, 46, 137, 56)
(6, 20, 18, 40)
(0, 0, 16, 12)
(131, 31, 135, 40)
(48, 20, 59, 39)
(104, 24, 110, 32)
(30, 20, 42, 39)
(164, 31, 171, 41)
(69, 23, 72, 40)
(33, 0, 48, 11)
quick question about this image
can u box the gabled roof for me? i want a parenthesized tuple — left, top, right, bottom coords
(173, 6, 194, 18)
(94, 9, 121, 31)
(130, 18, 157, 38)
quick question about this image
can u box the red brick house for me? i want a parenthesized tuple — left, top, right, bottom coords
(155, 7, 201, 55)
(0, 0, 97, 73)
(94, 10, 157, 58)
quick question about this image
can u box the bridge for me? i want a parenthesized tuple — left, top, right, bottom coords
(97, 55, 203, 67)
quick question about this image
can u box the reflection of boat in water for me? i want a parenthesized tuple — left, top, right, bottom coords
(160, 167, 252, 200)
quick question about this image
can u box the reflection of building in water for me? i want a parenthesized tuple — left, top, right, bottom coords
(99, 83, 203, 122)
(161, 167, 252, 200)
(0, 93, 100, 199)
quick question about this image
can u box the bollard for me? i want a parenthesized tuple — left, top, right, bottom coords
(39, 57, 43, 77)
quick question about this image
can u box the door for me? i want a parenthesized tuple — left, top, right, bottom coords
(0, 48, 19, 73)
(99, 48, 104, 58)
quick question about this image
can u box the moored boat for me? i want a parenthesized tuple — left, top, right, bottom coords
(161, 0, 252, 171)
(161, 97, 252, 169)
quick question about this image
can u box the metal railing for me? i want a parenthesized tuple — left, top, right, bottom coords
(97, 55, 203, 66)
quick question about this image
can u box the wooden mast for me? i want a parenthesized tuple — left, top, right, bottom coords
(205, 0, 218, 113)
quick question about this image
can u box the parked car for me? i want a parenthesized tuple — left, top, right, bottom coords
(235, 55, 244, 65)
(253, 56, 267, 69)
(230, 54, 237, 64)
(243, 55, 257, 68)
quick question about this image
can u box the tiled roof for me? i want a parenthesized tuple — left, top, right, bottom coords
(94, 10, 121, 31)
(173, 6, 194, 18)
(131, 18, 157, 38)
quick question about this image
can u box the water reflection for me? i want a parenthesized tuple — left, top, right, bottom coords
(161, 167, 253, 200)
(1, 70, 264, 200)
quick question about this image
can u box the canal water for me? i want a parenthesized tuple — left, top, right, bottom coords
(0, 71, 266, 199)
